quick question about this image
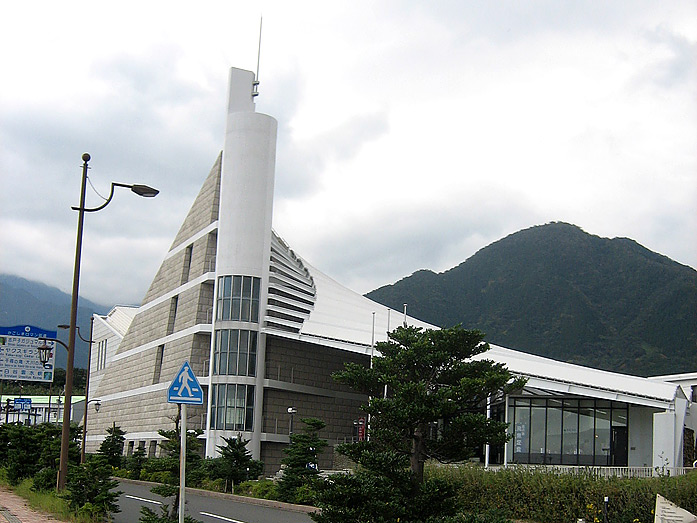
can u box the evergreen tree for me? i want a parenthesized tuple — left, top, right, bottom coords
(277, 418, 327, 503)
(98, 423, 126, 468)
(63, 455, 121, 519)
(214, 435, 263, 492)
(334, 325, 525, 483)
(312, 325, 526, 522)
(128, 445, 147, 479)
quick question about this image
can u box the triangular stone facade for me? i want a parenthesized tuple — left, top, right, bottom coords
(87, 155, 222, 448)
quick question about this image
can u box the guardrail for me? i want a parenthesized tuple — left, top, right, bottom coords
(483, 464, 696, 478)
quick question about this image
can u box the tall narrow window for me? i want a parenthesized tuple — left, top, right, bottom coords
(167, 296, 178, 335)
(96, 340, 108, 371)
(181, 244, 193, 283)
(153, 345, 164, 384)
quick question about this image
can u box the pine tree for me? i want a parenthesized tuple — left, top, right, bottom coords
(277, 418, 327, 503)
(215, 435, 263, 492)
(97, 423, 126, 468)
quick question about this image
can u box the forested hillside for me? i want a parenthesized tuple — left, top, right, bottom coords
(367, 222, 697, 376)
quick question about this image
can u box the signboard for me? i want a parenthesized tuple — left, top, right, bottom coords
(655, 494, 697, 523)
(167, 361, 204, 405)
(13, 398, 32, 411)
(0, 325, 56, 382)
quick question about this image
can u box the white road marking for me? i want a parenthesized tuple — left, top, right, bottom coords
(200, 511, 247, 523)
(125, 494, 163, 505)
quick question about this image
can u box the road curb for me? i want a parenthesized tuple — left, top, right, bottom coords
(116, 477, 318, 514)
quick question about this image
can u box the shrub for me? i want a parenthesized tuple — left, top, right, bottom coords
(235, 479, 278, 499)
(31, 467, 57, 492)
(62, 455, 121, 519)
(427, 465, 697, 523)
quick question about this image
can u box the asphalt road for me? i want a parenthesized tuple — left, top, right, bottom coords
(114, 480, 316, 523)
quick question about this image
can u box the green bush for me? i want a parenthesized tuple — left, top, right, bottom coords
(31, 467, 57, 492)
(62, 455, 121, 519)
(235, 479, 278, 499)
(427, 465, 697, 523)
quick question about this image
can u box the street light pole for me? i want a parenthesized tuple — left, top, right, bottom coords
(56, 153, 158, 491)
(81, 318, 93, 463)
(58, 153, 90, 491)
(58, 321, 95, 463)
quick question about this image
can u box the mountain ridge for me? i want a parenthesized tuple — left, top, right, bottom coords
(366, 222, 697, 376)
(0, 274, 110, 369)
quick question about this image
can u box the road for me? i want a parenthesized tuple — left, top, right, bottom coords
(114, 480, 316, 523)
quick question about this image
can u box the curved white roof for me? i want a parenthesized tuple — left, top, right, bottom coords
(478, 344, 681, 407)
(297, 257, 433, 349)
(264, 234, 681, 408)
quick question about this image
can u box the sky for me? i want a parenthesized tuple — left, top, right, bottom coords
(1, 1, 696, 307)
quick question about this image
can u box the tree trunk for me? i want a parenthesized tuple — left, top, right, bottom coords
(411, 424, 426, 483)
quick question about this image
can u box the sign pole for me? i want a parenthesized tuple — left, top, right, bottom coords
(179, 403, 186, 523)
(167, 360, 203, 523)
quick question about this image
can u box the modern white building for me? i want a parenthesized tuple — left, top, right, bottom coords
(85, 66, 696, 474)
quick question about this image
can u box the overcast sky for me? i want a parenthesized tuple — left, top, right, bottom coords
(1, 1, 695, 307)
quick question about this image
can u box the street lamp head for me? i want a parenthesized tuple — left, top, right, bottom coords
(57, 324, 70, 330)
(130, 184, 159, 198)
(94, 401, 101, 412)
(36, 341, 52, 366)
(82, 153, 91, 162)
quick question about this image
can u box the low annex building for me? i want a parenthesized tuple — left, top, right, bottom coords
(87, 67, 696, 474)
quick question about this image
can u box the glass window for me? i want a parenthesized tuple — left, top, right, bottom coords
(546, 406, 562, 465)
(562, 407, 579, 465)
(578, 406, 594, 465)
(252, 278, 260, 322)
(216, 385, 226, 430)
(248, 331, 257, 377)
(210, 384, 255, 432)
(612, 408, 627, 427)
(530, 405, 546, 464)
(513, 406, 530, 462)
(217, 275, 261, 322)
(595, 409, 611, 466)
(213, 329, 258, 377)
(239, 330, 249, 376)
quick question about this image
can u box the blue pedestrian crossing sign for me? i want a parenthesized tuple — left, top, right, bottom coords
(167, 361, 204, 405)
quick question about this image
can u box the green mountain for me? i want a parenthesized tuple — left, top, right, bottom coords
(366, 222, 697, 377)
(0, 274, 109, 370)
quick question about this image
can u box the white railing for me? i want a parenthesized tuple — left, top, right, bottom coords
(484, 464, 696, 478)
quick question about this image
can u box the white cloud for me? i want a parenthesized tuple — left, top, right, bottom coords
(1, 1, 695, 306)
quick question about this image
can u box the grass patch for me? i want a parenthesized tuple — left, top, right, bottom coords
(0, 471, 102, 523)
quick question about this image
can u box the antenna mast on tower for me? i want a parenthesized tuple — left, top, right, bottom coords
(252, 16, 262, 98)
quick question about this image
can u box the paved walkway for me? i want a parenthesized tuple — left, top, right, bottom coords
(0, 486, 62, 522)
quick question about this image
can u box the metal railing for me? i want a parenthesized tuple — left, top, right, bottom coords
(484, 464, 696, 478)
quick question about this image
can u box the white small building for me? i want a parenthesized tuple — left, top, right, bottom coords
(0, 395, 85, 426)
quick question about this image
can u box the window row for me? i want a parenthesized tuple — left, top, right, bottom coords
(510, 398, 628, 466)
(210, 384, 255, 432)
(96, 339, 107, 371)
(212, 329, 257, 377)
(217, 275, 261, 322)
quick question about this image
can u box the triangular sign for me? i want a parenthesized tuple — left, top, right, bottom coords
(167, 361, 204, 405)
(655, 494, 697, 523)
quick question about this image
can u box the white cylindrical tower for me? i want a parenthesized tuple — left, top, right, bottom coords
(208, 67, 277, 460)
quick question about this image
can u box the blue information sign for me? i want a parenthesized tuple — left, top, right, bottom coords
(14, 398, 32, 411)
(0, 325, 56, 383)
